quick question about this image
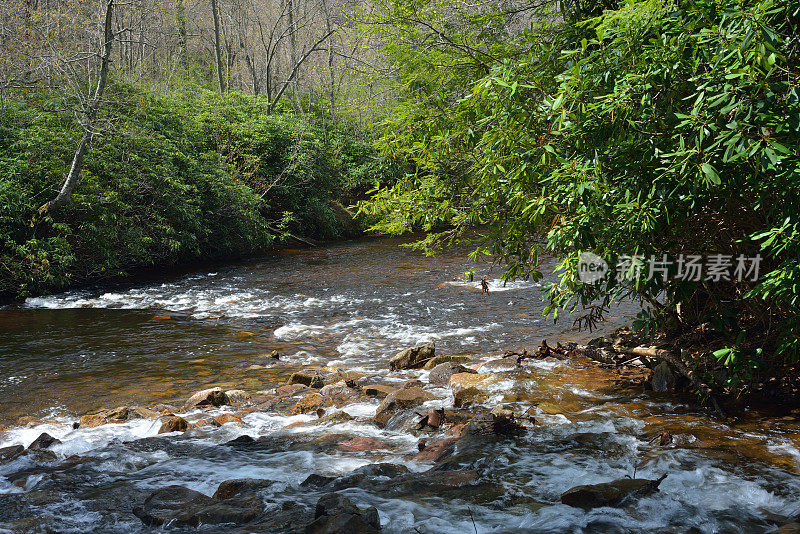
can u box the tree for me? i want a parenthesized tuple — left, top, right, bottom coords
(34, 0, 116, 223)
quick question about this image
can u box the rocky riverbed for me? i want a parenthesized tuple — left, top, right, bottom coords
(4, 338, 800, 533)
(4, 238, 800, 533)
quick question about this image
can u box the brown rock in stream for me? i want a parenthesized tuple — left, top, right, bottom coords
(224, 390, 251, 404)
(389, 343, 435, 371)
(422, 355, 472, 370)
(374, 388, 436, 427)
(560, 475, 667, 510)
(288, 372, 324, 388)
(158, 416, 189, 434)
(428, 363, 475, 386)
(462, 412, 523, 436)
(291, 393, 325, 415)
(184, 387, 228, 409)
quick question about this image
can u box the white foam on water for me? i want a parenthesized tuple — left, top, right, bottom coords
(445, 277, 541, 292)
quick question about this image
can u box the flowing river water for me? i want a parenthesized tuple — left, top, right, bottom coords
(1, 236, 800, 533)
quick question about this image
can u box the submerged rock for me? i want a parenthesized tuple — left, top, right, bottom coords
(158, 416, 189, 434)
(560, 475, 667, 510)
(307, 493, 380, 533)
(184, 387, 229, 409)
(389, 343, 435, 371)
(337, 437, 388, 453)
(28, 433, 61, 450)
(449, 372, 490, 389)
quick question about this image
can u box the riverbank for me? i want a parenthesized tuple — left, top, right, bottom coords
(3, 339, 800, 532)
(0, 82, 393, 303)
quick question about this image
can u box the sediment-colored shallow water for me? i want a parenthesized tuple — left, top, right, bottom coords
(1, 236, 799, 533)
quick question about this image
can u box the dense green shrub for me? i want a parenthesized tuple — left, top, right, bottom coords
(0, 82, 386, 300)
(362, 0, 800, 396)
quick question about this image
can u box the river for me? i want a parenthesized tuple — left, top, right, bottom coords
(1, 236, 799, 532)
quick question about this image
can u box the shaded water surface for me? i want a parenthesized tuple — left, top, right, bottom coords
(0, 236, 799, 533)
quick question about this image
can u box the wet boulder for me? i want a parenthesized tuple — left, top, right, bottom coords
(28, 433, 61, 450)
(0, 445, 24, 464)
(422, 355, 472, 370)
(462, 412, 524, 437)
(389, 342, 435, 371)
(224, 390, 251, 404)
(560, 475, 667, 510)
(292, 393, 325, 415)
(374, 387, 436, 427)
(429, 362, 475, 386)
(307, 493, 380, 533)
(417, 408, 445, 429)
(184, 387, 229, 409)
(158, 416, 189, 434)
(195, 414, 246, 428)
(288, 372, 324, 389)
(133, 485, 262, 527)
(412, 437, 458, 462)
(212, 478, 276, 500)
(78, 405, 158, 428)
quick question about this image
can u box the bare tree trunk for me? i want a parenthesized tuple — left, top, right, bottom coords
(210, 0, 225, 92)
(33, 0, 115, 224)
(268, 29, 333, 113)
(320, 0, 335, 117)
(176, 0, 187, 66)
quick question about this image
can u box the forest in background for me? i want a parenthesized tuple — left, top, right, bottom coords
(1, 0, 799, 403)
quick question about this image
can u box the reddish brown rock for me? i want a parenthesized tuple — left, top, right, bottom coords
(337, 437, 388, 453)
(158, 416, 189, 434)
(292, 393, 325, 415)
(412, 437, 458, 462)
